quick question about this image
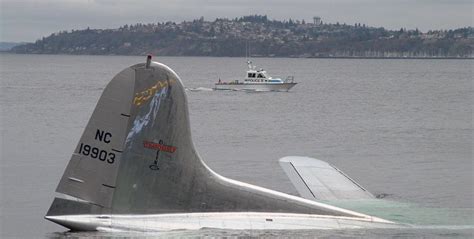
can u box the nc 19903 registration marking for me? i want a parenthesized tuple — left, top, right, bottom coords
(78, 143, 115, 164)
(77, 129, 116, 164)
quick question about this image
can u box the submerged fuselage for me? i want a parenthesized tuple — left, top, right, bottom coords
(46, 212, 398, 232)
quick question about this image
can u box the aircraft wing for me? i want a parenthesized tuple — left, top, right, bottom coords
(279, 156, 374, 201)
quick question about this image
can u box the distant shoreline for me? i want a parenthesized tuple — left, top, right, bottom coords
(9, 16, 473, 59)
(1, 51, 472, 60)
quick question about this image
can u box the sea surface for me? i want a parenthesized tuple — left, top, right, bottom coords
(0, 54, 472, 238)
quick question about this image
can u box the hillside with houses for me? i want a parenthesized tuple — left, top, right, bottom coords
(11, 15, 473, 58)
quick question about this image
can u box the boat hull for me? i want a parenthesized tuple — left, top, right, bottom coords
(214, 83, 297, 92)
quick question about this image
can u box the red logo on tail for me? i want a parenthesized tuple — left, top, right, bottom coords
(143, 141, 177, 153)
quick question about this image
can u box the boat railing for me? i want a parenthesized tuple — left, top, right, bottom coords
(284, 76, 295, 83)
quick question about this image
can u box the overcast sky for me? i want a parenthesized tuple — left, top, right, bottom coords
(1, 0, 472, 42)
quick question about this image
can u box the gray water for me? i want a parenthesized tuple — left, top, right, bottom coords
(0, 54, 472, 238)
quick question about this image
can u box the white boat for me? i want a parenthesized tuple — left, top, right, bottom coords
(214, 60, 297, 92)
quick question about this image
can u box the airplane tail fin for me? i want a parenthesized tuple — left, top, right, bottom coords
(47, 58, 192, 215)
(47, 56, 382, 227)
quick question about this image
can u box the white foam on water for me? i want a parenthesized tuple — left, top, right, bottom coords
(186, 87, 214, 92)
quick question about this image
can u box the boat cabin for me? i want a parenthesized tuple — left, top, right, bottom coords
(244, 69, 283, 83)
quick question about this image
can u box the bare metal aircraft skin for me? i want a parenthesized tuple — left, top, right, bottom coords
(46, 56, 398, 231)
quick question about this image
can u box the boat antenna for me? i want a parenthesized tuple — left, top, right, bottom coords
(248, 42, 251, 59)
(246, 41, 252, 69)
(245, 41, 248, 60)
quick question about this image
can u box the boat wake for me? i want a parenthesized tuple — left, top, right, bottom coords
(186, 87, 214, 92)
(186, 87, 272, 93)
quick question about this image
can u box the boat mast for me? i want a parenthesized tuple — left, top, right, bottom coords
(246, 41, 252, 70)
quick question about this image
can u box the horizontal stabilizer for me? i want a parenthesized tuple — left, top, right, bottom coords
(279, 156, 374, 201)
